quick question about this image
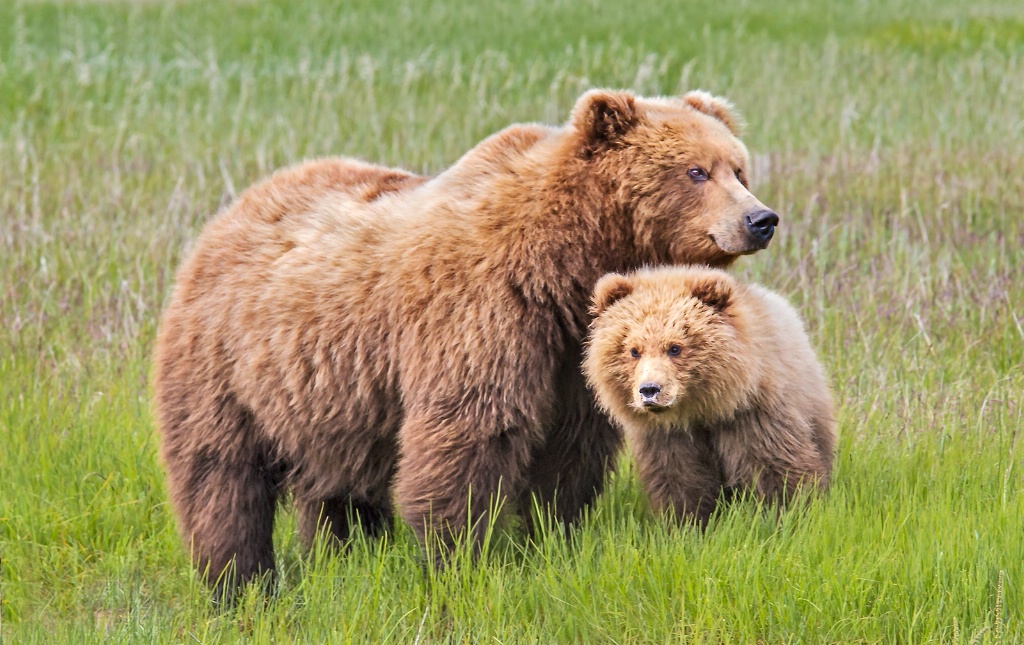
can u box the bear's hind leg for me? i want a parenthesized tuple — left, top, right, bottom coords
(728, 409, 835, 506)
(161, 399, 281, 599)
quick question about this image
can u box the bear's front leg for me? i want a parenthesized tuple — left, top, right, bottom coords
(630, 426, 725, 527)
(394, 410, 541, 563)
(520, 370, 622, 535)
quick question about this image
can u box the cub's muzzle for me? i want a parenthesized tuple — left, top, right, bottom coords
(638, 382, 662, 404)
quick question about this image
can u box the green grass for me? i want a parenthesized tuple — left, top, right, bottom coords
(2, 0, 1022, 641)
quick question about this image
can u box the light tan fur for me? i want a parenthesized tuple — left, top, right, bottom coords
(584, 266, 835, 526)
(153, 89, 778, 594)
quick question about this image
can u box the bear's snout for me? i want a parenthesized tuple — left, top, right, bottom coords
(636, 380, 676, 412)
(639, 382, 662, 402)
(744, 209, 779, 247)
(630, 359, 682, 412)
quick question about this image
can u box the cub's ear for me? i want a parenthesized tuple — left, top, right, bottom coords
(682, 90, 745, 136)
(690, 273, 734, 311)
(572, 89, 640, 153)
(592, 273, 634, 316)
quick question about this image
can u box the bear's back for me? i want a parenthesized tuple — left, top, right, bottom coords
(740, 282, 834, 430)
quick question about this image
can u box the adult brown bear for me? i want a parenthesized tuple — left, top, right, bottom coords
(153, 89, 778, 594)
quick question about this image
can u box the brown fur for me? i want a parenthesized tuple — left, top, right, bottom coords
(153, 89, 777, 593)
(584, 266, 836, 526)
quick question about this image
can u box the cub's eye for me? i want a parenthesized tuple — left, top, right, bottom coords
(687, 166, 708, 182)
(630, 348, 641, 359)
(667, 345, 682, 357)
(734, 168, 747, 186)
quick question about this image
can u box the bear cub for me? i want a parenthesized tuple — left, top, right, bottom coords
(584, 266, 836, 526)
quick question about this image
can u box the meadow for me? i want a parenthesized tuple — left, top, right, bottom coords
(1, 0, 1022, 641)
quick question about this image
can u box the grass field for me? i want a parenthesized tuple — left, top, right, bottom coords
(2, 0, 1022, 641)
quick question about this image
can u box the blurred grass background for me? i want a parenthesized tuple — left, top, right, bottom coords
(1, 0, 1022, 641)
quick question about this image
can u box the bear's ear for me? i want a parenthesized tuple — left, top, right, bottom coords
(592, 273, 634, 316)
(682, 90, 745, 136)
(572, 89, 640, 154)
(691, 273, 733, 312)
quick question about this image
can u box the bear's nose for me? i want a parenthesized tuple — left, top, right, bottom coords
(745, 209, 779, 247)
(638, 382, 662, 401)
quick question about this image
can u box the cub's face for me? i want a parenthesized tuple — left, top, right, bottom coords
(618, 309, 723, 415)
(584, 268, 755, 429)
(572, 90, 778, 268)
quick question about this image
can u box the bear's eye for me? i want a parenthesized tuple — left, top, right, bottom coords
(687, 166, 708, 182)
(668, 345, 682, 357)
(630, 347, 641, 359)
(734, 168, 748, 187)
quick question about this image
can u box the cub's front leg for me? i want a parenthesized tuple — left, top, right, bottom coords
(630, 426, 725, 527)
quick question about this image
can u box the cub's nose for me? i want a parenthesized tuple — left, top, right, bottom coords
(638, 382, 662, 402)
(745, 209, 779, 247)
